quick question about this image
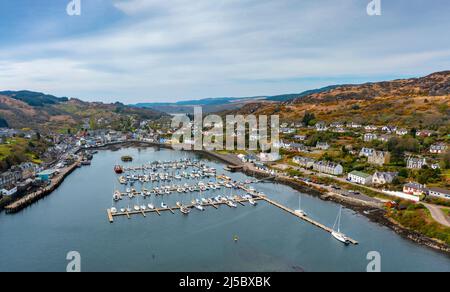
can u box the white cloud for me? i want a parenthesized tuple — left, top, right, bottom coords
(1, 0, 449, 103)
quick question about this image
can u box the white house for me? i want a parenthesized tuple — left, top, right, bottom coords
(316, 142, 330, 150)
(258, 152, 281, 162)
(313, 161, 343, 176)
(406, 157, 427, 169)
(396, 129, 408, 136)
(372, 172, 397, 185)
(359, 148, 375, 157)
(403, 182, 427, 196)
(427, 187, 450, 200)
(365, 125, 378, 132)
(1, 186, 18, 196)
(364, 133, 378, 142)
(316, 122, 329, 132)
(348, 171, 373, 185)
(430, 143, 447, 154)
(293, 156, 315, 168)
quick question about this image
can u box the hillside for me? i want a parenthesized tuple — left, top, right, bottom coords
(0, 91, 166, 132)
(227, 71, 450, 129)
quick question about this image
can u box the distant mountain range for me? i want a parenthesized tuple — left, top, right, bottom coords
(2, 70, 448, 132)
(134, 85, 340, 114)
(0, 91, 166, 132)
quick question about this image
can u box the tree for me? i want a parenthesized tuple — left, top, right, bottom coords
(441, 151, 450, 169)
(302, 111, 316, 126)
(398, 168, 409, 178)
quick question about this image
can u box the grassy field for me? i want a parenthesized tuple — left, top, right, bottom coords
(442, 208, 450, 217)
(388, 202, 450, 246)
(0, 137, 46, 169)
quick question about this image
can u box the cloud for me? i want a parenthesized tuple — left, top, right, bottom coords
(0, 0, 449, 103)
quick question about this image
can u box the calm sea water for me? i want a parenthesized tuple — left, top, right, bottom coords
(0, 147, 449, 272)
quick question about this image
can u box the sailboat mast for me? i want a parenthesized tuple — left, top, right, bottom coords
(337, 206, 342, 233)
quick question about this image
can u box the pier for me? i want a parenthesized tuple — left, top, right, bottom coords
(259, 195, 358, 245)
(107, 191, 358, 245)
(107, 197, 264, 223)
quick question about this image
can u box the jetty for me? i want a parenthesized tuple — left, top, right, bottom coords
(107, 196, 264, 223)
(107, 190, 358, 245)
(258, 195, 358, 245)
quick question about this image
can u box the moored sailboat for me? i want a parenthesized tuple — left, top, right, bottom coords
(332, 206, 350, 245)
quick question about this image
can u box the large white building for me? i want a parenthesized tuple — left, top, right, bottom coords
(348, 171, 373, 185)
(313, 161, 343, 176)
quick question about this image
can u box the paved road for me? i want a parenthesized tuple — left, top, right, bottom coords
(423, 203, 450, 227)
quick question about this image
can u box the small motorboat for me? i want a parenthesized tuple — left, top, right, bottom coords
(194, 204, 205, 211)
(120, 208, 126, 213)
(114, 165, 124, 174)
(147, 204, 155, 210)
(180, 206, 191, 215)
(161, 202, 168, 209)
(110, 207, 117, 214)
(227, 201, 237, 208)
(249, 199, 257, 206)
(133, 205, 140, 212)
(113, 191, 121, 202)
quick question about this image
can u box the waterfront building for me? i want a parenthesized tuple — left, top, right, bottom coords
(313, 161, 343, 176)
(372, 172, 397, 185)
(37, 170, 58, 182)
(403, 182, 427, 196)
(348, 171, 373, 185)
(0, 170, 22, 190)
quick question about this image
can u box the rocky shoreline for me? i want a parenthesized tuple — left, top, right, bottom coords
(240, 164, 450, 256)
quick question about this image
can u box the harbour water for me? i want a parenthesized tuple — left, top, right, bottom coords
(0, 147, 449, 272)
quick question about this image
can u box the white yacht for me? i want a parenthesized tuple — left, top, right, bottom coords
(332, 206, 350, 245)
(161, 202, 168, 209)
(294, 196, 308, 217)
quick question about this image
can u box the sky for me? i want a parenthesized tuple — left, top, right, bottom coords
(0, 0, 449, 104)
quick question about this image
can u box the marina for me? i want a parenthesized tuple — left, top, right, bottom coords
(1, 147, 449, 272)
(107, 158, 360, 245)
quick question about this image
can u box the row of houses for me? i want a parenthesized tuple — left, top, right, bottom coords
(403, 183, 450, 200)
(0, 162, 45, 197)
(293, 156, 343, 175)
(348, 171, 397, 186)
